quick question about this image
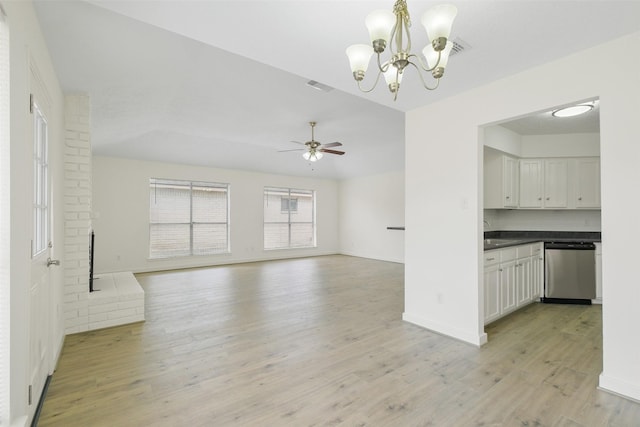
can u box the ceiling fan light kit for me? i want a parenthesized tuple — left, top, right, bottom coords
(280, 122, 346, 162)
(346, 0, 457, 101)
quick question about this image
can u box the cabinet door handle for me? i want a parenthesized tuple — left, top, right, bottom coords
(578, 197, 582, 201)
(546, 197, 550, 200)
(506, 196, 510, 200)
(499, 269, 503, 272)
(538, 197, 542, 200)
(486, 257, 495, 261)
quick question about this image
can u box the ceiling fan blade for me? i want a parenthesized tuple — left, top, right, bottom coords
(290, 140, 307, 146)
(322, 142, 342, 148)
(320, 149, 345, 155)
(278, 148, 306, 152)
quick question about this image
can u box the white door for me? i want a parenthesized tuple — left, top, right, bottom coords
(29, 80, 54, 410)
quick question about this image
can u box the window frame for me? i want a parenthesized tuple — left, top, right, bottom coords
(264, 186, 316, 250)
(32, 100, 48, 257)
(149, 178, 230, 259)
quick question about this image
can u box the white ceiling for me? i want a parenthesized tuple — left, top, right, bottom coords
(33, 1, 640, 178)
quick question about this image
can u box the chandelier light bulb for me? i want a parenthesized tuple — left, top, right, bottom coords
(383, 66, 403, 85)
(365, 10, 396, 46)
(423, 40, 454, 72)
(346, 44, 374, 75)
(421, 4, 458, 43)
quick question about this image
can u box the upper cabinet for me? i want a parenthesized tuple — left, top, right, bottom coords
(543, 158, 569, 208)
(484, 150, 519, 209)
(574, 158, 601, 208)
(487, 154, 600, 210)
(502, 156, 519, 208)
(519, 159, 543, 208)
(519, 158, 569, 208)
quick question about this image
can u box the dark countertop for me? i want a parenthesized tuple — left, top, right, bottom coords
(484, 230, 601, 251)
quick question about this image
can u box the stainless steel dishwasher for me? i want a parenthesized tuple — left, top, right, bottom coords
(543, 241, 596, 304)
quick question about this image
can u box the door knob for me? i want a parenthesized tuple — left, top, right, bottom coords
(47, 257, 60, 267)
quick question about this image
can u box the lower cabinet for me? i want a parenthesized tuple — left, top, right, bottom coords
(484, 242, 543, 325)
(484, 263, 500, 324)
(516, 256, 532, 307)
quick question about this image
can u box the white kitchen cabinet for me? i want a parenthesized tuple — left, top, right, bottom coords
(574, 158, 601, 208)
(484, 251, 501, 323)
(500, 259, 517, 314)
(543, 159, 569, 208)
(498, 156, 601, 210)
(516, 256, 532, 306)
(484, 263, 501, 323)
(531, 243, 544, 300)
(484, 243, 542, 325)
(503, 156, 519, 208)
(518, 158, 568, 209)
(519, 159, 544, 208)
(484, 149, 519, 208)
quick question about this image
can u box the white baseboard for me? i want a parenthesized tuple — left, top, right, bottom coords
(402, 312, 487, 347)
(599, 373, 640, 403)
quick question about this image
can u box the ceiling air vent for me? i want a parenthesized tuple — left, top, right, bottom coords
(307, 80, 334, 93)
(449, 37, 471, 56)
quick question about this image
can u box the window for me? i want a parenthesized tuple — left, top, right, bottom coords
(264, 187, 315, 250)
(149, 179, 229, 258)
(32, 100, 48, 257)
(281, 197, 298, 212)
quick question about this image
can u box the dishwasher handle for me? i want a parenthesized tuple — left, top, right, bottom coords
(544, 242, 596, 250)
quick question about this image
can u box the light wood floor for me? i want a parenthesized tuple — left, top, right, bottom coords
(39, 255, 640, 426)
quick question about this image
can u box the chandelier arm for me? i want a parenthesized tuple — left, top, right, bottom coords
(376, 54, 392, 74)
(356, 69, 384, 93)
(408, 61, 440, 91)
(412, 50, 441, 72)
(386, 21, 399, 57)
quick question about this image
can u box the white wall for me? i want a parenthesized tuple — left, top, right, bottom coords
(485, 209, 601, 232)
(4, 1, 65, 425)
(338, 170, 404, 263)
(405, 31, 640, 401)
(484, 125, 522, 155)
(521, 132, 600, 158)
(92, 156, 339, 273)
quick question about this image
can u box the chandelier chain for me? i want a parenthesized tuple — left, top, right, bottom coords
(394, 0, 411, 28)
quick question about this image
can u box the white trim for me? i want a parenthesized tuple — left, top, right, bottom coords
(0, 7, 9, 424)
(402, 312, 488, 347)
(599, 373, 640, 403)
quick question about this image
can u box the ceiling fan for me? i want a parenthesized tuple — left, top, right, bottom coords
(280, 121, 345, 162)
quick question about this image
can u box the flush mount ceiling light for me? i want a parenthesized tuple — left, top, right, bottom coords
(552, 103, 594, 118)
(346, 0, 458, 101)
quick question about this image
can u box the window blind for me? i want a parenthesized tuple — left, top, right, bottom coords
(264, 187, 315, 250)
(149, 179, 229, 258)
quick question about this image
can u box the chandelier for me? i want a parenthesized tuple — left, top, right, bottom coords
(346, 1, 457, 101)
